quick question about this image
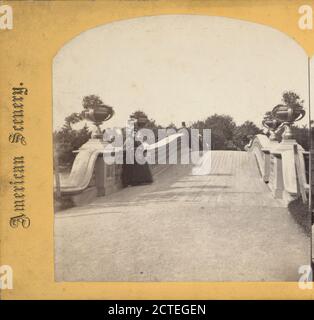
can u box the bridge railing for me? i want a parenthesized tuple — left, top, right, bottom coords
(246, 134, 309, 204)
(55, 132, 188, 207)
(245, 134, 271, 183)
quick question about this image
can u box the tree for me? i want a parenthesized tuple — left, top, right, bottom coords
(82, 94, 106, 110)
(281, 91, 304, 109)
(192, 114, 237, 150)
(54, 124, 91, 169)
(54, 95, 112, 169)
(166, 122, 177, 130)
(63, 112, 84, 129)
(291, 125, 309, 150)
(233, 121, 262, 150)
(130, 110, 160, 129)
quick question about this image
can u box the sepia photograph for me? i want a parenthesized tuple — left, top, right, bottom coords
(53, 15, 311, 282)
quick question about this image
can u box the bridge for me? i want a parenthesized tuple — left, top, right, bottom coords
(54, 128, 310, 282)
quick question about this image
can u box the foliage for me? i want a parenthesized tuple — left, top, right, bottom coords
(130, 110, 160, 129)
(54, 90, 309, 170)
(55, 95, 110, 169)
(82, 94, 106, 110)
(192, 114, 261, 150)
(291, 125, 310, 150)
(166, 122, 177, 130)
(64, 112, 84, 128)
(193, 114, 236, 150)
(233, 121, 263, 150)
(281, 91, 304, 109)
(54, 124, 91, 168)
(129, 110, 163, 142)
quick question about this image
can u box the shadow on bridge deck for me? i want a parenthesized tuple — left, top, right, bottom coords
(55, 151, 309, 282)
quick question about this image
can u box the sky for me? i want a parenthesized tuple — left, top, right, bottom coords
(53, 15, 310, 131)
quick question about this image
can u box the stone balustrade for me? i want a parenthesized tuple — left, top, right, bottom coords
(246, 134, 309, 204)
(55, 123, 309, 208)
(55, 132, 188, 207)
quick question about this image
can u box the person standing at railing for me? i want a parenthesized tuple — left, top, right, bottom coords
(122, 117, 153, 187)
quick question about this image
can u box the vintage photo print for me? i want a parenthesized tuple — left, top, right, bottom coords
(3, 0, 314, 301)
(53, 15, 311, 282)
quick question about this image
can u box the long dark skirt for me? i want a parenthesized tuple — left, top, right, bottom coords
(122, 162, 153, 187)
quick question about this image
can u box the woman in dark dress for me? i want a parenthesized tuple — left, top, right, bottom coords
(122, 122, 153, 187)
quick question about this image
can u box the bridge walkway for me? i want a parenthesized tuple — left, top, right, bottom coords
(55, 151, 309, 281)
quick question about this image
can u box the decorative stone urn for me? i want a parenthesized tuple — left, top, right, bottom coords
(82, 104, 114, 139)
(271, 104, 305, 141)
(262, 111, 282, 141)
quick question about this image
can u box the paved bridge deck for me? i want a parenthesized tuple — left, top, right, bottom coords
(55, 151, 309, 281)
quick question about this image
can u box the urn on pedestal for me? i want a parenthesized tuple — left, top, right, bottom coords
(271, 104, 305, 141)
(262, 111, 282, 141)
(81, 102, 114, 139)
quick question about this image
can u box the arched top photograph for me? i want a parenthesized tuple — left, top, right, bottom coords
(53, 14, 311, 283)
